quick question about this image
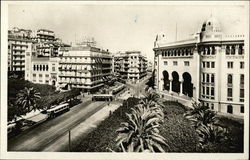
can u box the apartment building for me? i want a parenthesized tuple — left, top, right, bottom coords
(114, 51, 147, 83)
(58, 45, 112, 93)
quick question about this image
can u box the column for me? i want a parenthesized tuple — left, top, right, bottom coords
(180, 79, 183, 96)
(169, 79, 173, 93)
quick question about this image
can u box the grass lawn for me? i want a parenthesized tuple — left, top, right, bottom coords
(72, 99, 244, 152)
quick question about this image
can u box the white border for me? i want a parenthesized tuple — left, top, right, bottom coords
(1, 1, 249, 160)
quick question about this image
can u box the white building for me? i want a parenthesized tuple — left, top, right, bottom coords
(153, 16, 245, 117)
(25, 54, 60, 87)
(114, 51, 147, 84)
(58, 45, 112, 93)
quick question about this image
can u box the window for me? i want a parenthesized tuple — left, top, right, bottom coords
(211, 62, 215, 68)
(173, 61, 178, 66)
(184, 61, 189, 66)
(240, 74, 244, 85)
(238, 45, 243, 55)
(206, 74, 210, 83)
(211, 74, 215, 83)
(33, 65, 36, 71)
(226, 46, 230, 55)
(231, 45, 235, 55)
(202, 86, 205, 95)
(45, 74, 49, 77)
(211, 46, 215, 55)
(33, 74, 36, 77)
(39, 74, 42, 77)
(203, 73, 205, 82)
(211, 87, 214, 96)
(211, 104, 214, 110)
(206, 62, 210, 68)
(240, 105, 244, 113)
(227, 105, 233, 114)
(227, 74, 233, 84)
(240, 89, 244, 98)
(227, 62, 233, 68)
(206, 87, 209, 95)
(202, 62, 205, 68)
(240, 62, 244, 69)
(52, 67, 55, 71)
(227, 88, 233, 97)
(164, 61, 168, 65)
(46, 65, 48, 71)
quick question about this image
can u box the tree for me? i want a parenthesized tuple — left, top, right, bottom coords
(184, 101, 227, 148)
(16, 87, 41, 114)
(116, 90, 167, 152)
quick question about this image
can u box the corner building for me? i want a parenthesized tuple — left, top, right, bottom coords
(153, 16, 245, 117)
(58, 46, 112, 93)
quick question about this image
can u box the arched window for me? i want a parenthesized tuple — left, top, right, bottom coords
(211, 46, 215, 55)
(46, 65, 49, 71)
(206, 74, 210, 83)
(40, 65, 42, 71)
(33, 65, 36, 71)
(231, 45, 235, 55)
(227, 105, 233, 114)
(211, 74, 214, 83)
(174, 50, 177, 56)
(238, 45, 243, 55)
(226, 46, 230, 55)
(227, 74, 233, 84)
(207, 47, 210, 55)
(43, 65, 45, 71)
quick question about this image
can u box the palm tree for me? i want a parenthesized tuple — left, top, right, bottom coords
(16, 87, 41, 114)
(184, 101, 227, 148)
(116, 104, 167, 152)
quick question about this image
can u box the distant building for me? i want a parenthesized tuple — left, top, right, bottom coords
(147, 61, 153, 72)
(57, 45, 112, 93)
(114, 51, 147, 84)
(153, 16, 245, 117)
(8, 28, 36, 73)
(8, 27, 69, 77)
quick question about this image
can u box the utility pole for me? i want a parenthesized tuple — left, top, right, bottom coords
(68, 130, 71, 152)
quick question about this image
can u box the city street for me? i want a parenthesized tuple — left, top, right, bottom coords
(8, 97, 107, 151)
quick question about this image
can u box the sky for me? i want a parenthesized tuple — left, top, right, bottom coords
(8, 1, 247, 62)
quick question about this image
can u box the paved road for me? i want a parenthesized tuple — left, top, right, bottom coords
(126, 75, 150, 98)
(8, 98, 107, 151)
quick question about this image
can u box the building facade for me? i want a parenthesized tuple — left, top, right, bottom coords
(25, 55, 60, 87)
(114, 51, 147, 83)
(153, 16, 245, 117)
(8, 28, 35, 73)
(57, 45, 112, 93)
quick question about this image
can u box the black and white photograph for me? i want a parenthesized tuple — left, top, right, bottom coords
(0, 1, 249, 160)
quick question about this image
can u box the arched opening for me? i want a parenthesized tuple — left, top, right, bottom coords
(182, 72, 193, 97)
(52, 80, 56, 86)
(172, 71, 180, 93)
(162, 71, 170, 91)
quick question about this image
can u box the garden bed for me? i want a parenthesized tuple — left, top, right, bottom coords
(72, 99, 244, 152)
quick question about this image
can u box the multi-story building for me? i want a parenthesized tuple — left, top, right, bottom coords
(34, 29, 70, 57)
(58, 45, 112, 93)
(8, 27, 69, 77)
(8, 28, 36, 73)
(153, 16, 245, 117)
(114, 51, 147, 83)
(25, 55, 60, 87)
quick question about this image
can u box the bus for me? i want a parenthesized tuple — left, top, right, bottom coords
(92, 94, 113, 101)
(46, 103, 70, 118)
